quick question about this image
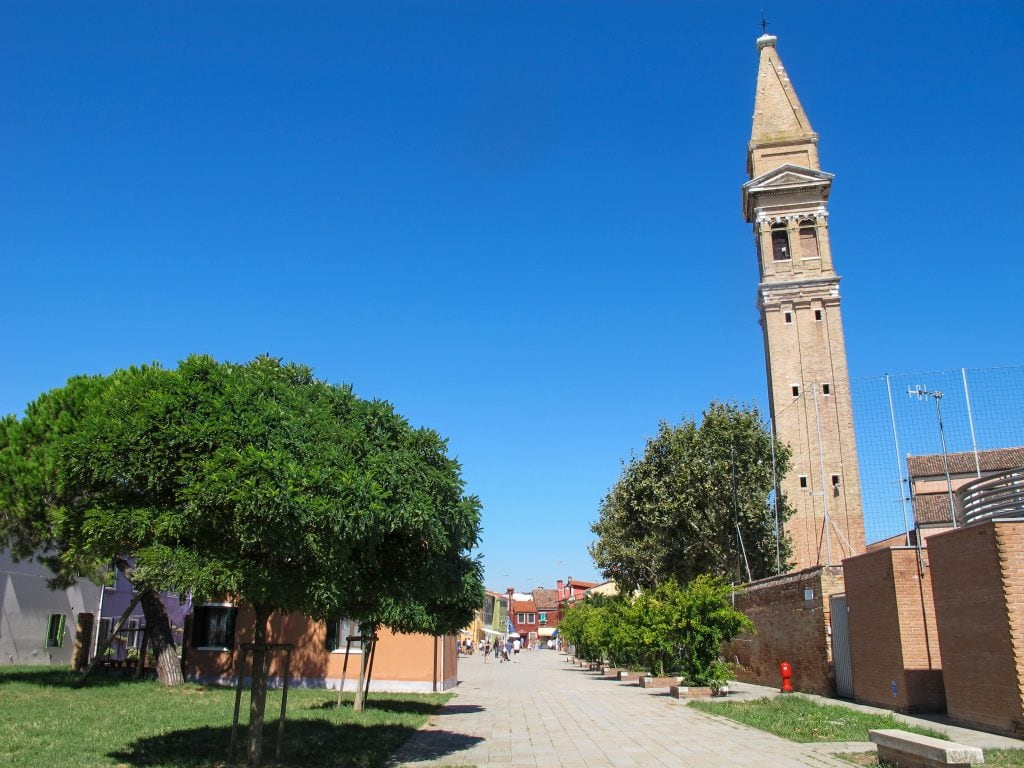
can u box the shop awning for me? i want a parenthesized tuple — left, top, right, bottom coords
(537, 627, 557, 638)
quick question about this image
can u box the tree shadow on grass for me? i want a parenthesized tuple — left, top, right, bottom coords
(107, 720, 485, 768)
(0, 666, 145, 688)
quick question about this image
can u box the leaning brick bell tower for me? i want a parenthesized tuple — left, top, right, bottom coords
(742, 33, 866, 570)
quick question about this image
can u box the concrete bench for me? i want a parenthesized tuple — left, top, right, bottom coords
(869, 729, 984, 768)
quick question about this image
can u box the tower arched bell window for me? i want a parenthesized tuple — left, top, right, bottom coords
(771, 223, 790, 261)
(799, 219, 819, 259)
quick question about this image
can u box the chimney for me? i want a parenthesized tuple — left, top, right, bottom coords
(556, 579, 564, 599)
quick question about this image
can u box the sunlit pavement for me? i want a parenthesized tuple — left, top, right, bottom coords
(389, 649, 856, 768)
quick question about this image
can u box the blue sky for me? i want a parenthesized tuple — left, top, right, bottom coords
(2, 2, 1022, 593)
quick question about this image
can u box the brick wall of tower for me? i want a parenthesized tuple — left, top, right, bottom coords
(761, 289, 865, 571)
(843, 547, 944, 712)
(929, 521, 1024, 737)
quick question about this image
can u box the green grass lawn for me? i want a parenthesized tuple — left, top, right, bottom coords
(0, 666, 453, 768)
(691, 695, 1024, 768)
(689, 694, 947, 743)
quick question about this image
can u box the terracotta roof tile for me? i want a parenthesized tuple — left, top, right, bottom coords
(913, 493, 960, 526)
(532, 588, 559, 610)
(907, 447, 1024, 479)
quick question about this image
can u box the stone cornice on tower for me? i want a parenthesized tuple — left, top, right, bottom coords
(748, 35, 820, 178)
(742, 163, 833, 222)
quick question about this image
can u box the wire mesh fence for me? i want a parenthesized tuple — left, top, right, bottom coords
(849, 366, 1024, 544)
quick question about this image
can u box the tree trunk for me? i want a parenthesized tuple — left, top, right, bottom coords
(352, 638, 371, 713)
(248, 604, 273, 768)
(138, 588, 184, 686)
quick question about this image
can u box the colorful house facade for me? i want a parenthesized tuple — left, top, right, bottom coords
(183, 602, 459, 692)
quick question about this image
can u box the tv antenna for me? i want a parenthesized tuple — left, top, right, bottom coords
(907, 386, 958, 528)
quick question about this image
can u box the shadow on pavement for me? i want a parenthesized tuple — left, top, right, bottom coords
(431, 704, 485, 715)
(391, 728, 486, 765)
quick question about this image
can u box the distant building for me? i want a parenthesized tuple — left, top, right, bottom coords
(472, 590, 509, 645)
(557, 577, 598, 606)
(508, 591, 538, 642)
(0, 549, 101, 667)
(94, 565, 190, 662)
(909, 446, 1024, 538)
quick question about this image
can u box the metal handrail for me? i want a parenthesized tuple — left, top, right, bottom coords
(958, 467, 1024, 526)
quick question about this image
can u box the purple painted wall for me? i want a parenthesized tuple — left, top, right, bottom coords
(95, 567, 190, 660)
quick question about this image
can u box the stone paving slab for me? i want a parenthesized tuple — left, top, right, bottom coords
(389, 652, 856, 768)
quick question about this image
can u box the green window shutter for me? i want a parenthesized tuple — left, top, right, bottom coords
(57, 614, 66, 647)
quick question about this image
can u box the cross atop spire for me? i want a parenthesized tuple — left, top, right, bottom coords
(760, 12, 769, 36)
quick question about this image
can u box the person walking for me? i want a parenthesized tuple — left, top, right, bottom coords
(512, 637, 521, 663)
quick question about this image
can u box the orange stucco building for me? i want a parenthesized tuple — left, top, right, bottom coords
(183, 603, 459, 692)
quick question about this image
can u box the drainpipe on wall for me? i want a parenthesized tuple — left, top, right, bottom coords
(92, 584, 107, 660)
(432, 636, 438, 692)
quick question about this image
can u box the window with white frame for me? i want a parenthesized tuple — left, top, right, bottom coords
(125, 618, 143, 650)
(325, 618, 363, 653)
(191, 604, 237, 650)
(538, 612, 547, 625)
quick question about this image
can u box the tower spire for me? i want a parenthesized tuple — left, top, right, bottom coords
(748, 35, 819, 177)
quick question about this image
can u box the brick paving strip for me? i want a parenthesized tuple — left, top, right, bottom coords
(389, 650, 859, 768)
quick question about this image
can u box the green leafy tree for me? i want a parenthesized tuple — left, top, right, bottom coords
(0, 373, 186, 686)
(590, 402, 792, 591)
(662, 576, 753, 687)
(5, 355, 482, 767)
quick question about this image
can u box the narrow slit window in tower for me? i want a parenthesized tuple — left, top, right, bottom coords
(814, 309, 823, 321)
(771, 223, 790, 261)
(784, 312, 793, 324)
(799, 219, 819, 258)
(799, 476, 808, 489)
(831, 474, 840, 487)
(791, 385, 800, 397)
(822, 383, 831, 396)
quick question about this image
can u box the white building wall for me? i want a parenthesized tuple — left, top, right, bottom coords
(1, 550, 102, 666)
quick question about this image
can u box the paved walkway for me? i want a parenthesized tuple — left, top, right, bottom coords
(390, 651, 860, 768)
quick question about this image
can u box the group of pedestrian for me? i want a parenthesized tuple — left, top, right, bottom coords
(479, 637, 523, 663)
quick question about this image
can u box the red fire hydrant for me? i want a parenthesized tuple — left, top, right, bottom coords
(779, 661, 794, 693)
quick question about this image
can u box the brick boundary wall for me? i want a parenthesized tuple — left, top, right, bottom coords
(930, 520, 1024, 738)
(722, 566, 844, 696)
(843, 547, 944, 712)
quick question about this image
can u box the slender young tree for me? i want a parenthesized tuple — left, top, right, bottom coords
(590, 402, 792, 591)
